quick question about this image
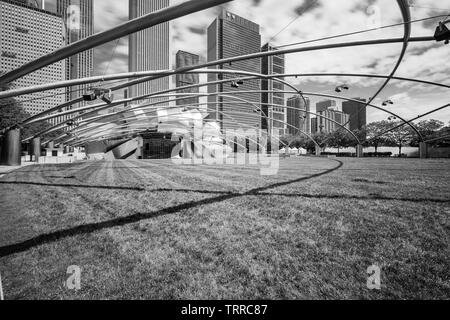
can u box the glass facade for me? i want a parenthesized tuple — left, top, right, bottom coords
(175, 50, 200, 108)
(129, 0, 172, 105)
(57, 0, 93, 111)
(261, 43, 286, 136)
(342, 98, 367, 132)
(287, 95, 310, 135)
(207, 10, 261, 132)
(0, 0, 65, 123)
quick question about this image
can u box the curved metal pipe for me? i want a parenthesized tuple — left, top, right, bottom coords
(332, 0, 423, 142)
(364, 103, 450, 143)
(0, 0, 234, 85)
(68, 115, 261, 152)
(65, 107, 311, 149)
(0, 37, 436, 102)
(58, 96, 314, 148)
(16, 69, 424, 142)
(51, 90, 346, 144)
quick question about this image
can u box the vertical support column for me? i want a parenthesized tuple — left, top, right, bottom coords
(315, 144, 321, 156)
(182, 138, 192, 159)
(419, 142, 428, 159)
(31, 137, 41, 163)
(357, 144, 364, 158)
(0, 128, 22, 166)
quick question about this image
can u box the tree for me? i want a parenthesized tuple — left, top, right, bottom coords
(411, 119, 444, 147)
(366, 121, 390, 153)
(327, 130, 352, 153)
(383, 121, 415, 156)
(0, 72, 60, 141)
(352, 127, 368, 147)
(303, 132, 328, 153)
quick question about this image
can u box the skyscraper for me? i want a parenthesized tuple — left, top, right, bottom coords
(261, 43, 286, 136)
(57, 0, 94, 104)
(311, 118, 317, 134)
(287, 95, 310, 135)
(175, 50, 200, 107)
(0, 0, 65, 121)
(207, 10, 261, 132)
(342, 98, 367, 131)
(316, 99, 336, 113)
(129, 0, 172, 104)
(317, 109, 350, 134)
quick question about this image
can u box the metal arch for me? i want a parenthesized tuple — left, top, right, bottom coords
(57, 94, 266, 141)
(56, 96, 313, 148)
(55, 110, 257, 149)
(286, 73, 450, 89)
(67, 92, 320, 147)
(1, 34, 437, 132)
(53, 95, 271, 146)
(68, 116, 260, 152)
(19, 70, 361, 144)
(364, 103, 450, 144)
(20, 70, 292, 125)
(64, 106, 311, 149)
(15, 69, 425, 143)
(49, 88, 331, 146)
(0, 37, 437, 102)
(36, 88, 359, 145)
(58, 104, 267, 147)
(68, 121, 256, 151)
(336, 0, 423, 141)
(0, 0, 234, 85)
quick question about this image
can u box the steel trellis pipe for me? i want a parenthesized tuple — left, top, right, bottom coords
(0, 0, 234, 85)
(14, 69, 426, 143)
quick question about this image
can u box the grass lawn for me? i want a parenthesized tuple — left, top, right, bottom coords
(0, 157, 449, 299)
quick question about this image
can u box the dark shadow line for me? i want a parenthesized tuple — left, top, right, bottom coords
(254, 193, 450, 204)
(0, 181, 145, 191)
(0, 160, 344, 258)
(149, 189, 450, 204)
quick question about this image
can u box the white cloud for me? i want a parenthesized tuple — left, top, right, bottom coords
(92, 0, 450, 123)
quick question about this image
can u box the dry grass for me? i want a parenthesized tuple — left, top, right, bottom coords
(0, 157, 449, 300)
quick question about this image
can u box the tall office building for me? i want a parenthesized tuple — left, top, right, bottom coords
(316, 99, 336, 113)
(342, 98, 367, 131)
(317, 109, 350, 134)
(261, 43, 286, 136)
(129, 0, 172, 104)
(207, 10, 261, 132)
(56, 0, 94, 105)
(311, 117, 317, 134)
(175, 50, 200, 107)
(0, 0, 65, 121)
(287, 95, 310, 135)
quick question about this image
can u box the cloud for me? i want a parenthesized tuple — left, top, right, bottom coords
(91, 0, 450, 123)
(294, 0, 322, 16)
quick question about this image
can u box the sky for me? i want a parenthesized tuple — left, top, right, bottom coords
(91, 0, 450, 124)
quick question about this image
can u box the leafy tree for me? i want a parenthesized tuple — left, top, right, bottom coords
(0, 72, 61, 141)
(383, 121, 415, 156)
(279, 134, 294, 149)
(327, 130, 352, 153)
(303, 132, 328, 153)
(352, 127, 368, 147)
(411, 119, 445, 147)
(366, 121, 390, 153)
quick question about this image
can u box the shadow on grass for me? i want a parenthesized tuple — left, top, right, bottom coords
(147, 189, 450, 204)
(0, 181, 145, 191)
(0, 160, 344, 257)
